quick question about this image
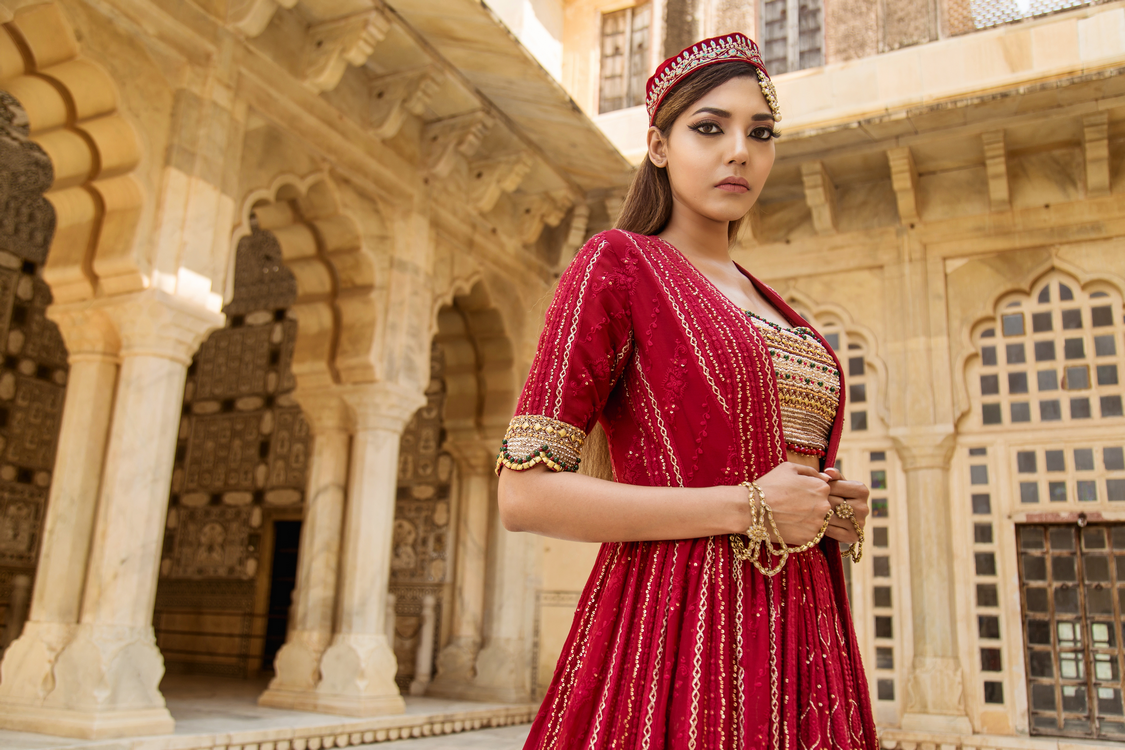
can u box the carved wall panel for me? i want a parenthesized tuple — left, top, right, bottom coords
(391, 342, 454, 689)
(155, 229, 306, 675)
(0, 94, 65, 631)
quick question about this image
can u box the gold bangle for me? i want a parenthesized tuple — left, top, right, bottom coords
(833, 502, 864, 563)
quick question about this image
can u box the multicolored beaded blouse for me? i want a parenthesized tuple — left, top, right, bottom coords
(745, 310, 841, 458)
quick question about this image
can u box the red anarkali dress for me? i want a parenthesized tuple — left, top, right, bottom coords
(497, 229, 878, 749)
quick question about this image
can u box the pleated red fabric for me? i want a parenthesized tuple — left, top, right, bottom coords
(505, 229, 878, 749)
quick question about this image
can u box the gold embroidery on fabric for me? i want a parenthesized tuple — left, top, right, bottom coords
(749, 317, 840, 458)
(687, 537, 715, 750)
(632, 353, 683, 486)
(641, 542, 679, 750)
(552, 239, 605, 420)
(496, 415, 585, 474)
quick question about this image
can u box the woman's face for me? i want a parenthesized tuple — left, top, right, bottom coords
(648, 75, 777, 225)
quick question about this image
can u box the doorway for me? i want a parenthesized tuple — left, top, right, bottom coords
(262, 520, 301, 671)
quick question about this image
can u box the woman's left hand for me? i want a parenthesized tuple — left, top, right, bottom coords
(822, 467, 869, 544)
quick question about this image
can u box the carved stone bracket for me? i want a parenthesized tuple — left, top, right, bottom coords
(229, 0, 299, 37)
(557, 201, 590, 267)
(800, 161, 838, 235)
(369, 68, 442, 141)
(887, 146, 919, 224)
(1083, 111, 1110, 198)
(424, 112, 494, 179)
(515, 190, 573, 245)
(469, 150, 533, 213)
(981, 130, 1010, 212)
(889, 425, 956, 472)
(303, 10, 392, 94)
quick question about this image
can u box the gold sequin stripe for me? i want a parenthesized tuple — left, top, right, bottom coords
(496, 415, 585, 473)
(640, 542, 679, 750)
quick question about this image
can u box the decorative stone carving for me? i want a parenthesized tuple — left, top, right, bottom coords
(887, 146, 919, 224)
(229, 0, 299, 37)
(801, 161, 838, 235)
(369, 68, 442, 141)
(303, 10, 392, 94)
(982, 130, 1010, 212)
(424, 112, 494, 178)
(155, 228, 306, 672)
(514, 191, 573, 245)
(1083, 111, 1110, 198)
(0, 93, 54, 264)
(469, 151, 534, 213)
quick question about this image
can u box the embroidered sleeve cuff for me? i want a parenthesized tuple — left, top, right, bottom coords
(495, 415, 586, 475)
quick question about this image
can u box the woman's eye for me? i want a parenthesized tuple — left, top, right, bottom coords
(750, 127, 778, 141)
(690, 121, 722, 135)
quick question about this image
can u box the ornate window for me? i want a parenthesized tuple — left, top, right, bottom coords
(1018, 524, 1125, 739)
(761, 0, 824, 75)
(598, 4, 651, 114)
(970, 278, 1124, 432)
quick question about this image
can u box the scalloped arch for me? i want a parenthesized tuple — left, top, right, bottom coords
(952, 256, 1125, 427)
(1, 2, 145, 304)
(433, 279, 516, 439)
(230, 171, 381, 388)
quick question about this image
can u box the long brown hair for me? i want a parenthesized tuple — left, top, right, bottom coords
(579, 61, 764, 481)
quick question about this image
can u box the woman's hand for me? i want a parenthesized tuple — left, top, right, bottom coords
(822, 467, 869, 544)
(750, 462, 833, 546)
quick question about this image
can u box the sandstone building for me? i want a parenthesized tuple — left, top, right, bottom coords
(0, 0, 1124, 748)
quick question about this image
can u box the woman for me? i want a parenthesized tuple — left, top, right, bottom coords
(497, 33, 878, 749)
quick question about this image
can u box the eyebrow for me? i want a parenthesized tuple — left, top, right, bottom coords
(690, 106, 775, 122)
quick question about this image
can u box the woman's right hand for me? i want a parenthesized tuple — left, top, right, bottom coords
(749, 462, 833, 546)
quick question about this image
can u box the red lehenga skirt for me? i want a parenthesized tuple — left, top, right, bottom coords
(524, 536, 878, 750)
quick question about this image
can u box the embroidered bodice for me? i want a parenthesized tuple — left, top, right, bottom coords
(746, 310, 840, 458)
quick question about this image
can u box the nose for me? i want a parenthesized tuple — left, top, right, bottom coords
(727, 133, 748, 165)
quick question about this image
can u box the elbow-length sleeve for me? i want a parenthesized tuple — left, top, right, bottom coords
(497, 232, 635, 474)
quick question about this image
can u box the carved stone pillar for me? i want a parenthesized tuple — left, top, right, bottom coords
(0, 306, 118, 713)
(0, 291, 220, 739)
(472, 498, 537, 704)
(314, 383, 425, 716)
(259, 392, 351, 711)
(893, 427, 973, 734)
(430, 437, 495, 699)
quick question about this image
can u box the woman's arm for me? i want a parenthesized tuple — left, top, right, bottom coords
(498, 460, 836, 544)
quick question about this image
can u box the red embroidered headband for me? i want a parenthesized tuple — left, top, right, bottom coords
(644, 33, 781, 125)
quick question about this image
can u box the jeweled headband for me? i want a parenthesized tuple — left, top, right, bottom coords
(644, 33, 782, 125)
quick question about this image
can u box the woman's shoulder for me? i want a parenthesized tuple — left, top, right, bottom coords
(573, 229, 654, 266)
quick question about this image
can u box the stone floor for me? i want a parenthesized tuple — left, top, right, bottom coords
(0, 674, 534, 750)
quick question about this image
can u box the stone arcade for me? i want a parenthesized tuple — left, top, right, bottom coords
(0, 0, 629, 740)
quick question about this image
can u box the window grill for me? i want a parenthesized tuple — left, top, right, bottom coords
(1018, 524, 1125, 738)
(762, 0, 823, 75)
(945, 0, 1111, 35)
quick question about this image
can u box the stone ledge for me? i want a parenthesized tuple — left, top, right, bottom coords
(0, 697, 536, 750)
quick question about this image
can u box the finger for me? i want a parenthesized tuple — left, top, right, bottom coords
(825, 526, 858, 544)
(827, 480, 867, 497)
(791, 463, 830, 480)
(823, 467, 844, 481)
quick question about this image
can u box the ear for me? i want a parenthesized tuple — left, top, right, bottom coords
(646, 126, 668, 168)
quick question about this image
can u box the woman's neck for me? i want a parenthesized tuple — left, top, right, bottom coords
(656, 201, 731, 266)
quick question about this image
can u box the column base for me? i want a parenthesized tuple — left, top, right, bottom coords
(314, 633, 404, 717)
(903, 656, 972, 735)
(470, 638, 532, 704)
(0, 623, 173, 739)
(427, 637, 480, 700)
